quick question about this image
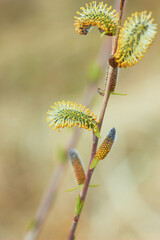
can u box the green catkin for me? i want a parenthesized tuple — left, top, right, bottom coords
(69, 149, 86, 185)
(114, 11, 157, 67)
(74, 1, 119, 36)
(46, 101, 100, 137)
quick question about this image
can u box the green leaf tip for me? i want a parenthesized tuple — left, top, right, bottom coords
(66, 183, 99, 192)
(89, 184, 100, 188)
(75, 195, 83, 215)
(111, 92, 127, 96)
(101, 31, 107, 38)
(94, 127, 101, 138)
(65, 186, 81, 192)
(89, 158, 99, 169)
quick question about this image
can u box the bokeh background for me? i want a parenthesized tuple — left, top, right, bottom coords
(0, 0, 160, 239)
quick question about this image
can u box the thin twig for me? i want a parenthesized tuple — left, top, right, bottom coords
(24, 164, 66, 240)
(67, 1, 126, 239)
(113, 0, 126, 55)
(67, 58, 114, 240)
(23, 83, 95, 240)
(23, 37, 111, 240)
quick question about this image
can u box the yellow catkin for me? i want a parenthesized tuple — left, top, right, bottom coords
(74, 1, 118, 36)
(114, 11, 157, 68)
(95, 128, 116, 160)
(69, 149, 86, 185)
(46, 100, 100, 137)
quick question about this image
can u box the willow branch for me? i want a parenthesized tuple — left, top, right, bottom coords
(23, 38, 111, 240)
(67, 1, 126, 239)
(23, 83, 96, 240)
(113, 0, 126, 55)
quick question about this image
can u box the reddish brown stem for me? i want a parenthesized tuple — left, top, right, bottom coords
(67, 65, 113, 240)
(113, 0, 126, 55)
(67, 1, 126, 239)
(23, 37, 112, 240)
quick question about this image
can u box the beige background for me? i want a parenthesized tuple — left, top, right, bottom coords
(0, 0, 160, 239)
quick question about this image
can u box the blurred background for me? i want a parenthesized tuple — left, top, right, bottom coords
(0, 0, 160, 239)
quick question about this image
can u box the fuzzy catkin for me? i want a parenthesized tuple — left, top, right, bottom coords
(74, 1, 119, 36)
(46, 101, 100, 137)
(95, 128, 116, 160)
(69, 149, 85, 185)
(114, 11, 157, 67)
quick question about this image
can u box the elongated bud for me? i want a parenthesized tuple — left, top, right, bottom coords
(74, 1, 119, 36)
(46, 100, 100, 137)
(95, 128, 116, 160)
(114, 11, 157, 68)
(105, 66, 119, 92)
(97, 67, 119, 96)
(109, 55, 118, 68)
(97, 87, 105, 96)
(69, 149, 86, 185)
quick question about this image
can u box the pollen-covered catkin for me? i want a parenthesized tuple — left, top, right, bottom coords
(95, 128, 116, 160)
(114, 11, 157, 67)
(46, 101, 100, 137)
(69, 149, 86, 185)
(74, 1, 119, 36)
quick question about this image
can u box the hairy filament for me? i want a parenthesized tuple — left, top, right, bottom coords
(95, 128, 116, 160)
(114, 11, 157, 67)
(46, 101, 100, 137)
(74, 1, 119, 36)
(69, 149, 86, 185)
